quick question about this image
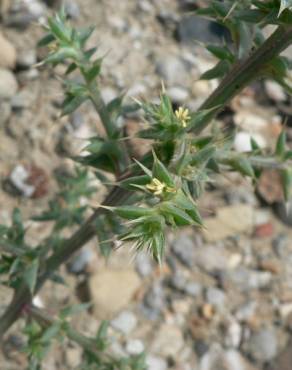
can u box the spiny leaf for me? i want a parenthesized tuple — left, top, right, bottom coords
(152, 152, 174, 187)
(276, 131, 286, 159)
(200, 60, 230, 80)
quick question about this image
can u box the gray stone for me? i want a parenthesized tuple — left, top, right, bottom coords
(0, 32, 17, 69)
(175, 15, 230, 44)
(248, 328, 278, 362)
(146, 355, 167, 370)
(264, 80, 286, 102)
(64, 0, 80, 19)
(206, 287, 226, 310)
(17, 50, 37, 69)
(171, 235, 195, 267)
(111, 310, 137, 335)
(223, 267, 272, 292)
(150, 324, 184, 357)
(0, 101, 11, 126)
(0, 68, 18, 99)
(9, 164, 35, 197)
(199, 345, 257, 370)
(235, 301, 257, 322)
(68, 248, 94, 274)
(184, 281, 202, 297)
(167, 86, 189, 104)
(156, 55, 188, 86)
(142, 282, 166, 319)
(11, 90, 35, 110)
(125, 339, 144, 355)
(169, 273, 187, 291)
(273, 201, 292, 226)
(135, 252, 153, 277)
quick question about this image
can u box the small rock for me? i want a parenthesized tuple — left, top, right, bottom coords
(11, 89, 35, 110)
(206, 287, 226, 311)
(68, 248, 94, 274)
(171, 235, 195, 267)
(203, 204, 254, 242)
(135, 251, 153, 277)
(235, 301, 257, 323)
(175, 15, 230, 44)
(224, 319, 242, 348)
(89, 268, 141, 320)
(111, 310, 137, 335)
(254, 222, 274, 238)
(146, 355, 167, 370)
(169, 273, 187, 291)
(0, 101, 12, 126)
(247, 327, 278, 362)
(156, 55, 188, 86)
(194, 340, 209, 358)
(0, 68, 18, 99)
(272, 234, 288, 257)
(0, 32, 17, 69)
(258, 258, 281, 274)
(143, 282, 166, 319)
(269, 342, 292, 370)
(199, 345, 257, 370)
(16, 49, 37, 69)
(201, 303, 215, 320)
(167, 86, 189, 104)
(223, 268, 272, 292)
(66, 346, 82, 368)
(151, 324, 184, 357)
(125, 339, 144, 355)
(9, 164, 35, 197)
(265, 80, 286, 102)
(64, 0, 80, 19)
(184, 281, 202, 297)
(234, 131, 266, 152)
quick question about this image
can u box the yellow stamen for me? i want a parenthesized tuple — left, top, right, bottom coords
(175, 107, 191, 128)
(146, 178, 166, 196)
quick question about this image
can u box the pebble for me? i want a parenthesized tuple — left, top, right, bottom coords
(247, 327, 278, 362)
(11, 90, 35, 110)
(203, 205, 253, 242)
(0, 32, 17, 69)
(224, 319, 242, 348)
(150, 324, 184, 357)
(0, 68, 18, 99)
(0, 101, 12, 126)
(67, 248, 94, 274)
(9, 164, 35, 197)
(125, 339, 144, 355)
(273, 201, 292, 226)
(146, 355, 167, 370)
(142, 282, 166, 319)
(264, 80, 286, 102)
(111, 310, 137, 335)
(199, 345, 257, 370)
(156, 55, 188, 86)
(206, 287, 226, 311)
(184, 281, 202, 297)
(64, 0, 80, 19)
(171, 235, 195, 267)
(89, 268, 141, 319)
(175, 15, 230, 44)
(223, 268, 272, 292)
(167, 86, 189, 104)
(135, 251, 153, 277)
(16, 49, 37, 69)
(234, 131, 266, 152)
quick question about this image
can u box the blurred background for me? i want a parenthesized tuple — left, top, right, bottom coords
(0, 0, 292, 369)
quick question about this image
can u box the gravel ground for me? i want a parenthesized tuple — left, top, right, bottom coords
(1, 1, 292, 369)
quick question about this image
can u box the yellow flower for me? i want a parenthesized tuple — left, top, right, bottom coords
(175, 107, 191, 128)
(146, 178, 176, 196)
(146, 178, 166, 195)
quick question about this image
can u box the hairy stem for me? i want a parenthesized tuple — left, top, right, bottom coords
(0, 24, 291, 340)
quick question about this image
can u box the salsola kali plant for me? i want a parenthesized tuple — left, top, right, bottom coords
(0, 1, 292, 368)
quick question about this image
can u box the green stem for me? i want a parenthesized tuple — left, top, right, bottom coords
(0, 24, 291, 341)
(193, 25, 292, 134)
